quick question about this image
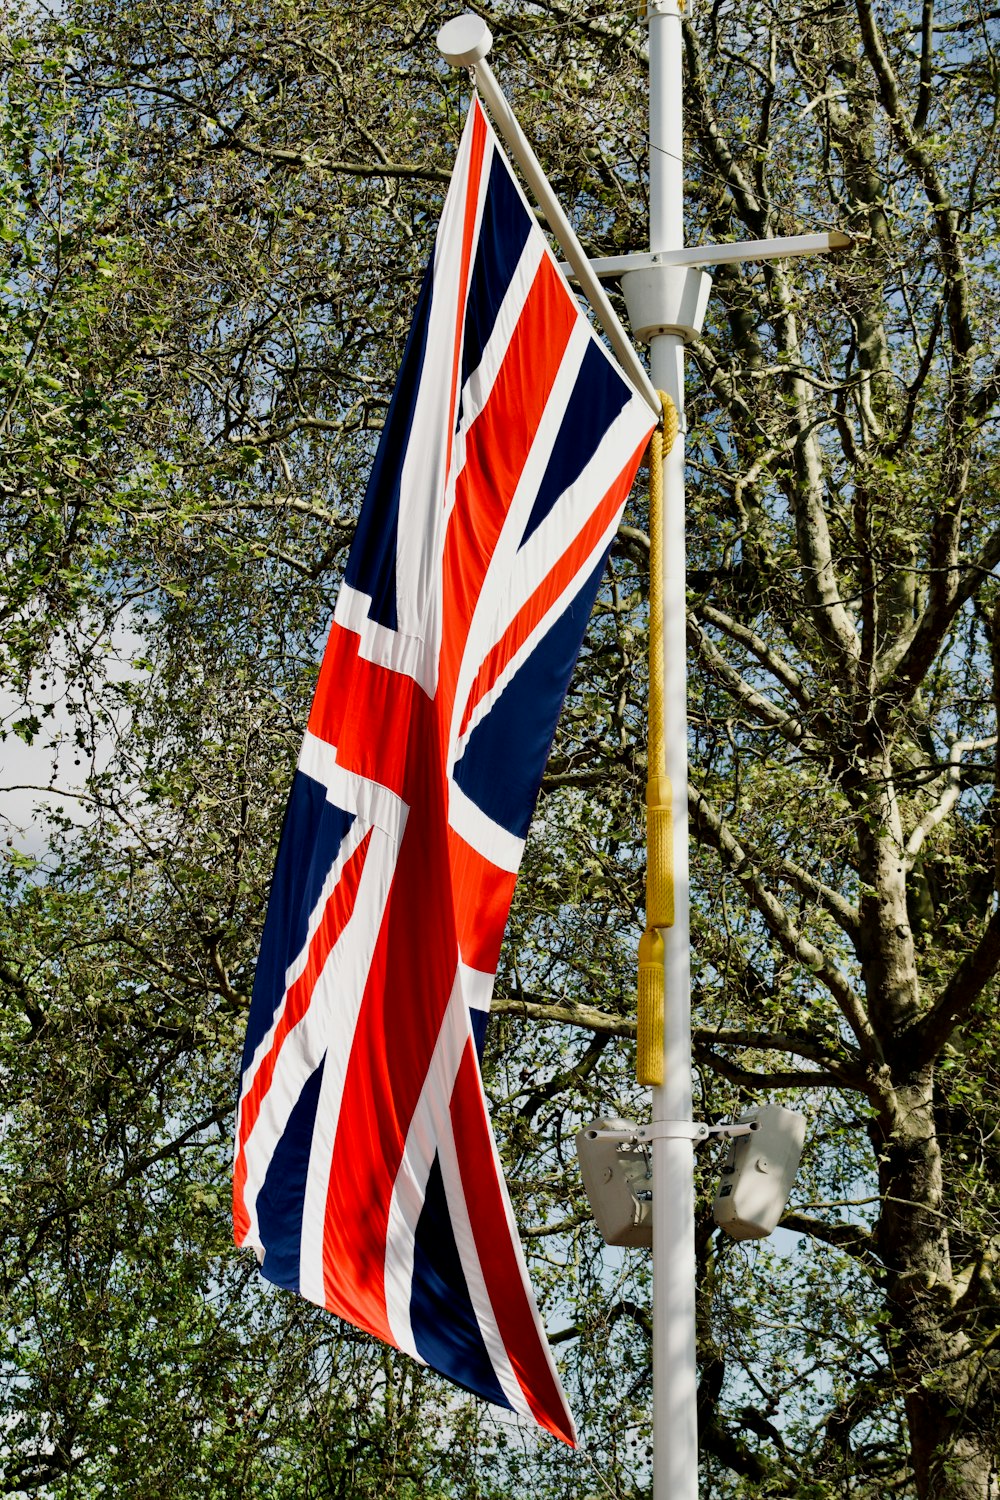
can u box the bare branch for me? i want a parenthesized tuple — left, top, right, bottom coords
(694, 1025, 864, 1089)
(697, 1051, 846, 1090)
(687, 614, 827, 754)
(693, 601, 819, 714)
(520, 1214, 590, 1240)
(904, 737, 998, 867)
(491, 994, 635, 1039)
(910, 907, 1000, 1068)
(690, 785, 862, 944)
(780, 1211, 875, 1259)
(690, 787, 878, 1061)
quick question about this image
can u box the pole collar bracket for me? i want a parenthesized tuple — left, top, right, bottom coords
(583, 1119, 759, 1145)
(620, 265, 712, 344)
(639, 1120, 711, 1142)
(639, 1119, 760, 1142)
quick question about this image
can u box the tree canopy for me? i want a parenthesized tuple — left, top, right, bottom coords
(3, 1, 1000, 1497)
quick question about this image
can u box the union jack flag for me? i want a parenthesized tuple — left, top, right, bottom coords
(233, 97, 655, 1445)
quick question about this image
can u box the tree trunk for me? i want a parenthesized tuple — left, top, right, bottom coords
(873, 1067, 997, 1500)
(859, 776, 998, 1498)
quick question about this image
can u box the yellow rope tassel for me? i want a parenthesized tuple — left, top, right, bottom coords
(637, 392, 679, 1088)
(637, 928, 666, 1087)
(645, 773, 674, 931)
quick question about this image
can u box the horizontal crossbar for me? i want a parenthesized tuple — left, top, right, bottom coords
(560, 231, 852, 281)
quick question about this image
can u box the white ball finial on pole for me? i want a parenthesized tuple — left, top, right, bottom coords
(436, 14, 493, 68)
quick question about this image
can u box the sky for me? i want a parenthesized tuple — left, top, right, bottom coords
(0, 617, 143, 855)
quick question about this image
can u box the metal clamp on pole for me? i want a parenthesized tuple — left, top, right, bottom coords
(638, 1119, 761, 1141)
(583, 1118, 760, 1145)
(637, 1119, 709, 1143)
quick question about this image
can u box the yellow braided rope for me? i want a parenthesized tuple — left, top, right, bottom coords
(637, 391, 679, 1088)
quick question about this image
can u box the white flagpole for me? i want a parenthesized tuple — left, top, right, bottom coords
(645, 4, 699, 1497)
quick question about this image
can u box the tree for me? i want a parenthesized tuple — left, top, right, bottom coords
(682, 2, 1000, 1491)
(3, 1, 1000, 1497)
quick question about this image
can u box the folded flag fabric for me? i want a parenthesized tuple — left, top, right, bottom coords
(233, 95, 656, 1446)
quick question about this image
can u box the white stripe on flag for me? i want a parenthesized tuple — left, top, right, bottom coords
(508, 394, 656, 615)
(447, 316, 592, 764)
(447, 777, 524, 872)
(298, 730, 409, 844)
(447, 229, 547, 516)
(240, 820, 400, 1260)
(452, 399, 654, 759)
(435, 1075, 535, 1422)
(293, 819, 403, 1302)
(467, 1073, 574, 1434)
(393, 120, 494, 656)
(330, 593, 437, 694)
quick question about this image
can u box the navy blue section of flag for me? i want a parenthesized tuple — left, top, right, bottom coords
(410, 1155, 511, 1408)
(452, 554, 608, 840)
(344, 259, 436, 632)
(256, 1057, 326, 1292)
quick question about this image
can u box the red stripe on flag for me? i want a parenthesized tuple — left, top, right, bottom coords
(233, 828, 374, 1244)
(449, 1041, 576, 1446)
(308, 622, 427, 797)
(445, 101, 489, 479)
(438, 253, 578, 715)
(460, 435, 650, 737)
(321, 755, 456, 1339)
(447, 825, 517, 975)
